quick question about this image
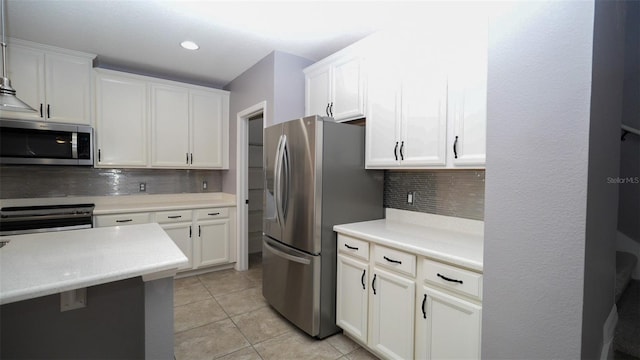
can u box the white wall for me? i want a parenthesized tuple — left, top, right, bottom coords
(482, 1, 595, 358)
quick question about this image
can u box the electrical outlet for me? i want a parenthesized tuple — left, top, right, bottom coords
(60, 288, 87, 312)
(202, 180, 208, 190)
(139, 182, 146, 192)
(407, 191, 415, 205)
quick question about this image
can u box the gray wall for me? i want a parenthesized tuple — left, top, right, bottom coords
(0, 165, 222, 199)
(482, 1, 595, 358)
(222, 51, 312, 194)
(384, 170, 485, 221)
(223, 52, 274, 194)
(582, 0, 626, 357)
(618, 1, 640, 242)
(273, 51, 313, 125)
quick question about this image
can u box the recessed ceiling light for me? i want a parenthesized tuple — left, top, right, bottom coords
(180, 41, 199, 50)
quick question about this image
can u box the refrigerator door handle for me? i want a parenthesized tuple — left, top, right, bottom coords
(264, 239, 311, 265)
(281, 135, 290, 219)
(274, 134, 284, 226)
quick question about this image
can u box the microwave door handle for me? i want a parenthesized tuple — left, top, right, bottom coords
(71, 131, 78, 159)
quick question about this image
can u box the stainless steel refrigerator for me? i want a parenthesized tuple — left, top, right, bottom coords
(262, 115, 383, 339)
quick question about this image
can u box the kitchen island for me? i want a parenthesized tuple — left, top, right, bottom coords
(0, 223, 188, 359)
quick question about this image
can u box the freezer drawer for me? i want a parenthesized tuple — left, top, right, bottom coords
(262, 236, 321, 336)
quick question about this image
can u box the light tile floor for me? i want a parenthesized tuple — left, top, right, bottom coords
(173, 254, 380, 360)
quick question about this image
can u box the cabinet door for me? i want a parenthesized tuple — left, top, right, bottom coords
(197, 219, 230, 267)
(190, 89, 228, 168)
(1, 44, 45, 120)
(370, 267, 415, 360)
(448, 17, 488, 167)
(400, 55, 448, 166)
(416, 285, 482, 360)
(331, 55, 365, 121)
(305, 65, 331, 117)
(365, 56, 401, 168)
(336, 255, 369, 344)
(95, 73, 148, 167)
(45, 53, 92, 124)
(161, 223, 194, 271)
(150, 83, 189, 167)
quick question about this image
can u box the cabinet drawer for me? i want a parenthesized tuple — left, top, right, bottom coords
(195, 208, 229, 220)
(374, 245, 416, 277)
(95, 212, 151, 227)
(337, 234, 369, 261)
(155, 210, 192, 224)
(422, 258, 483, 300)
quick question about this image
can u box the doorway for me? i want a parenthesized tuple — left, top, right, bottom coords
(247, 114, 264, 257)
(235, 101, 267, 271)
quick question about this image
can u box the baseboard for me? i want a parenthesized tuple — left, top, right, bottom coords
(600, 304, 618, 360)
(616, 231, 640, 279)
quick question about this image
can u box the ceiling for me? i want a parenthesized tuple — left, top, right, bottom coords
(4, 1, 437, 88)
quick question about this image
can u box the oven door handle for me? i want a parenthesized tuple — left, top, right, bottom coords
(0, 224, 92, 236)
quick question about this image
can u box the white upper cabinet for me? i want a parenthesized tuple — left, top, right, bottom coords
(365, 54, 401, 167)
(305, 50, 365, 122)
(151, 85, 229, 169)
(361, 16, 488, 169)
(305, 66, 331, 118)
(95, 71, 148, 167)
(95, 69, 229, 169)
(366, 34, 448, 169)
(447, 17, 488, 167)
(150, 83, 190, 167)
(190, 89, 229, 169)
(1, 39, 93, 125)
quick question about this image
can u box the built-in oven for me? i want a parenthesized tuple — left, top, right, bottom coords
(0, 119, 93, 165)
(0, 204, 95, 236)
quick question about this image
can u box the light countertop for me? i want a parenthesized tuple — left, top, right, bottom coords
(0, 193, 236, 215)
(334, 209, 484, 272)
(0, 223, 188, 305)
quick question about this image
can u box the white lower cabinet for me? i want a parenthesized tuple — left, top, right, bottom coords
(336, 254, 369, 344)
(94, 212, 151, 227)
(335, 233, 483, 360)
(161, 222, 193, 271)
(95, 206, 235, 273)
(370, 267, 415, 359)
(416, 285, 482, 360)
(197, 219, 230, 267)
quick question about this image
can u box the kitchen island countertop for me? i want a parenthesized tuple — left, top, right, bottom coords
(0, 223, 188, 305)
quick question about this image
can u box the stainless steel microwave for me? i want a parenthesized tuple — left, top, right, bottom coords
(0, 119, 93, 165)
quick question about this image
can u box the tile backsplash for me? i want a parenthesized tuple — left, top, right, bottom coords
(0, 166, 222, 199)
(384, 170, 485, 220)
